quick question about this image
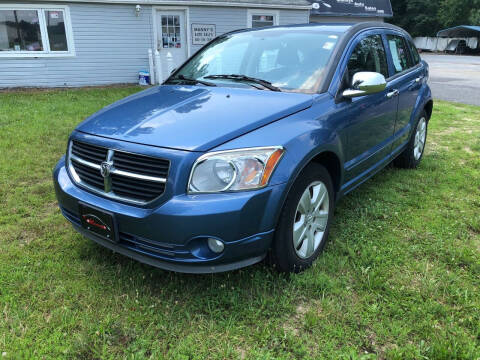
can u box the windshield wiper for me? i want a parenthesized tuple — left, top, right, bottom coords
(166, 74, 217, 87)
(204, 74, 282, 92)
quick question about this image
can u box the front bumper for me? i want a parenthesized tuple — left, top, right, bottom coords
(53, 157, 287, 273)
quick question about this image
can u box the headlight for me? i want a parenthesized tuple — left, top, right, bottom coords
(188, 147, 284, 193)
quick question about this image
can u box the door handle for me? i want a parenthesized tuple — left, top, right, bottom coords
(415, 76, 424, 83)
(386, 89, 399, 98)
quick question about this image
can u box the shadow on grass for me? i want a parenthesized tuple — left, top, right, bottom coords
(70, 163, 407, 316)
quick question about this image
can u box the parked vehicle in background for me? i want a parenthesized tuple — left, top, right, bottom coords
(445, 39, 468, 54)
(54, 22, 433, 273)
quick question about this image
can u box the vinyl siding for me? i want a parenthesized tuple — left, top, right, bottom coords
(279, 9, 310, 26)
(0, 2, 309, 87)
(0, 3, 154, 87)
(189, 6, 248, 55)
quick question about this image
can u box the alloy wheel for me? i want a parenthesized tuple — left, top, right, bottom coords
(293, 181, 329, 259)
(414, 117, 427, 160)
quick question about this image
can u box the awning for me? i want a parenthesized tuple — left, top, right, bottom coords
(308, 0, 392, 18)
(437, 25, 480, 38)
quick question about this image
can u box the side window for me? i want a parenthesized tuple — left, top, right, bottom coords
(387, 35, 413, 74)
(347, 35, 389, 84)
(407, 39, 421, 65)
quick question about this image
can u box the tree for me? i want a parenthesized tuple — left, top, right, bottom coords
(470, 0, 480, 24)
(438, 0, 474, 28)
(388, 0, 479, 37)
(389, 0, 441, 37)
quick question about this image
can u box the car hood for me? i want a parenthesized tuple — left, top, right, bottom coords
(75, 85, 314, 152)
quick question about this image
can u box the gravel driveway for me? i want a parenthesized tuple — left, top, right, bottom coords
(421, 54, 480, 106)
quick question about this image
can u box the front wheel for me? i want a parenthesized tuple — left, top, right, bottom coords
(394, 111, 428, 168)
(269, 163, 334, 273)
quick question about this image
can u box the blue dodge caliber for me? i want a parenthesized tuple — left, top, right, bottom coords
(54, 22, 432, 273)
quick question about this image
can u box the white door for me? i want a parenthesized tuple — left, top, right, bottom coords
(156, 11, 187, 81)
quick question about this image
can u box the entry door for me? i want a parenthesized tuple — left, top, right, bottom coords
(156, 11, 187, 81)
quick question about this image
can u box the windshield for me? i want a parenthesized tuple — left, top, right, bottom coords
(173, 29, 341, 94)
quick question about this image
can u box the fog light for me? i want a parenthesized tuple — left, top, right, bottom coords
(207, 238, 224, 253)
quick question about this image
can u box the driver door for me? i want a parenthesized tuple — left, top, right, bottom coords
(339, 33, 398, 188)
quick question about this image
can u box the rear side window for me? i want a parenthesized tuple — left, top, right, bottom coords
(347, 34, 389, 82)
(387, 35, 413, 74)
(407, 39, 421, 65)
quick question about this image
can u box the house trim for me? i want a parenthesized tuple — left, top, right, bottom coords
(32, 0, 312, 10)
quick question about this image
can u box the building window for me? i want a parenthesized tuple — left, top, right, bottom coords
(252, 15, 274, 28)
(0, 5, 74, 57)
(247, 10, 279, 29)
(161, 15, 181, 49)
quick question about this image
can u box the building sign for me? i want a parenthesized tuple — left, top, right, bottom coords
(192, 24, 216, 45)
(308, 0, 393, 17)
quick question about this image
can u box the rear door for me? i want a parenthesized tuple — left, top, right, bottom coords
(384, 33, 425, 152)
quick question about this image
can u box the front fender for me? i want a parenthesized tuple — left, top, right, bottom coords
(213, 94, 346, 229)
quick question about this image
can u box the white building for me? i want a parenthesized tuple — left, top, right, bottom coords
(0, 0, 393, 87)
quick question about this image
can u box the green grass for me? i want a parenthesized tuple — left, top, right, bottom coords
(0, 87, 479, 359)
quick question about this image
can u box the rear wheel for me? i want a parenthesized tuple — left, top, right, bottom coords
(394, 111, 428, 169)
(270, 163, 334, 273)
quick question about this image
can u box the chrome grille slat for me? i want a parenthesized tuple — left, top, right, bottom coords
(68, 140, 170, 204)
(71, 159, 104, 188)
(71, 154, 101, 169)
(73, 169, 105, 188)
(112, 169, 166, 183)
(113, 162, 169, 177)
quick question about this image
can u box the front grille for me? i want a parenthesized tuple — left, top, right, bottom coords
(111, 174, 166, 201)
(113, 151, 169, 178)
(71, 157, 105, 190)
(71, 141, 108, 164)
(68, 140, 169, 204)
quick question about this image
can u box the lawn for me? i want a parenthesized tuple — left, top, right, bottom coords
(0, 87, 479, 359)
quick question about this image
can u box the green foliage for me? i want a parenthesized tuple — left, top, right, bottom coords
(389, 0, 479, 37)
(0, 87, 479, 358)
(438, 0, 473, 28)
(470, 7, 480, 24)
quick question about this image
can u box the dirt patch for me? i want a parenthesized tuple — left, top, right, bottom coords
(282, 300, 325, 338)
(436, 127, 457, 136)
(236, 346, 247, 360)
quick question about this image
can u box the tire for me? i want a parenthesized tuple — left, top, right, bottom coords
(394, 111, 428, 169)
(269, 163, 335, 273)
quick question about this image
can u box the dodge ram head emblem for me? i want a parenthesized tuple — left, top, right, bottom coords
(100, 161, 113, 178)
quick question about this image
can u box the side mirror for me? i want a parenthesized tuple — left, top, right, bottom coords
(343, 72, 387, 99)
